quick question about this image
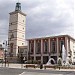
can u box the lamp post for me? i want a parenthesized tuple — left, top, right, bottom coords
(20, 53, 23, 68)
(3, 41, 8, 67)
(28, 51, 30, 61)
(5, 50, 7, 67)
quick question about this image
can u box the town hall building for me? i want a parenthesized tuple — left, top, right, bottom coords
(8, 2, 27, 62)
(8, 2, 75, 64)
(27, 35, 75, 64)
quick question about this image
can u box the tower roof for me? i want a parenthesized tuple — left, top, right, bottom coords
(9, 2, 26, 16)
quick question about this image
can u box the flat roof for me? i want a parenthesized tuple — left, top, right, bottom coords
(26, 35, 75, 41)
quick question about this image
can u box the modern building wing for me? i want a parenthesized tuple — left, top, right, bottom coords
(27, 35, 75, 64)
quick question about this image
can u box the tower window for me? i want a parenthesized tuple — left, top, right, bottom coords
(22, 35, 24, 37)
(22, 43, 24, 45)
(10, 43, 14, 54)
(11, 23, 12, 25)
(23, 20, 24, 22)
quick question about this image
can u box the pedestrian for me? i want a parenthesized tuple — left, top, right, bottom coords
(7, 60, 9, 67)
(40, 63, 43, 69)
(2, 59, 3, 67)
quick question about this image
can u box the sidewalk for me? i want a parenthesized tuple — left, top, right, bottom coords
(0, 63, 75, 71)
(0, 63, 22, 68)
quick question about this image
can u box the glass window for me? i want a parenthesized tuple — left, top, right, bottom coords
(36, 41, 41, 54)
(30, 42, 34, 54)
(59, 40, 64, 53)
(22, 43, 24, 45)
(23, 20, 24, 22)
(44, 40, 48, 53)
(51, 41, 56, 53)
(10, 43, 13, 53)
(11, 33, 14, 39)
(23, 28, 24, 30)
(22, 35, 24, 37)
(11, 23, 12, 25)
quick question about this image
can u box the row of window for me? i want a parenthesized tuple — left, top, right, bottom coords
(29, 40, 64, 54)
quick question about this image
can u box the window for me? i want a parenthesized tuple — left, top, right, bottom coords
(74, 52, 75, 55)
(29, 41, 34, 54)
(36, 41, 41, 54)
(43, 40, 48, 53)
(11, 23, 12, 25)
(10, 43, 14, 57)
(22, 35, 24, 37)
(11, 33, 14, 39)
(10, 43, 13, 53)
(23, 20, 24, 22)
(51, 41, 56, 53)
(59, 40, 64, 53)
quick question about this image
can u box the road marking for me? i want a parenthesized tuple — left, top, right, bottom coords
(19, 72, 25, 75)
(19, 72, 64, 75)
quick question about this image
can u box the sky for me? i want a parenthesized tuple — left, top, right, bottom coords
(0, 0, 74, 43)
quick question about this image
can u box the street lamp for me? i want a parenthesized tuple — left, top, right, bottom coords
(3, 41, 8, 67)
(5, 50, 7, 67)
(20, 53, 23, 68)
(28, 51, 30, 61)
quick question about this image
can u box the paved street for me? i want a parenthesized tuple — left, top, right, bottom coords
(19, 69, 75, 75)
(0, 67, 24, 75)
(0, 67, 75, 75)
(0, 63, 75, 75)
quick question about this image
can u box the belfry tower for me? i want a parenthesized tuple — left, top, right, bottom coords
(8, 2, 27, 57)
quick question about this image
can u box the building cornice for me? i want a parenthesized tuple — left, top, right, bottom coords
(9, 10, 26, 16)
(26, 35, 75, 41)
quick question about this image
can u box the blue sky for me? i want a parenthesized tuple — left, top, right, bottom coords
(0, 0, 74, 43)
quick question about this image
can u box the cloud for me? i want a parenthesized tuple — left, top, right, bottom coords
(25, 0, 74, 38)
(0, 0, 74, 43)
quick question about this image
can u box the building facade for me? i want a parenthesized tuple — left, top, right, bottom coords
(8, 2, 27, 58)
(18, 46, 28, 62)
(0, 44, 4, 61)
(27, 35, 75, 64)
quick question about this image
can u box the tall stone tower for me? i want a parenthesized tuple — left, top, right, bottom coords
(8, 2, 27, 57)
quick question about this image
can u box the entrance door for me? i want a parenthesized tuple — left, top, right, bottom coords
(43, 56, 48, 64)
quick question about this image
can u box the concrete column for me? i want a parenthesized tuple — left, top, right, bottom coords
(27, 41, 29, 61)
(41, 39, 43, 63)
(67, 38, 69, 56)
(34, 40, 36, 61)
(56, 37, 59, 62)
(48, 38, 50, 59)
(65, 37, 68, 56)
